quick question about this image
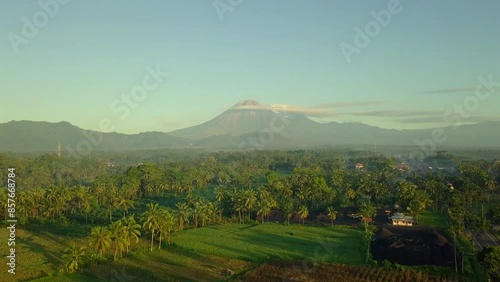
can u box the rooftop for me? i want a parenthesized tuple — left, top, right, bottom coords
(389, 212, 414, 221)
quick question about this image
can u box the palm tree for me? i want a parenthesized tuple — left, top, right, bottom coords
(44, 188, 58, 219)
(257, 202, 269, 224)
(88, 226, 111, 257)
(215, 186, 225, 204)
(105, 190, 119, 222)
(192, 199, 207, 228)
(81, 194, 92, 224)
(345, 187, 357, 206)
(62, 245, 86, 273)
(158, 210, 177, 248)
(116, 194, 135, 217)
(486, 178, 497, 191)
(359, 202, 377, 263)
(53, 195, 68, 219)
(283, 200, 294, 224)
(91, 181, 107, 206)
(31, 187, 45, 220)
(244, 189, 257, 220)
(74, 185, 86, 212)
(141, 203, 161, 251)
(207, 201, 220, 224)
(198, 201, 209, 227)
(327, 207, 337, 227)
(234, 197, 246, 224)
(407, 190, 432, 224)
(175, 202, 190, 231)
(22, 192, 35, 219)
(215, 186, 225, 219)
(121, 215, 141, 254)
(298, 206, 309, 225)
(259, 188, 277, 222)
(109, 220, 127, 260)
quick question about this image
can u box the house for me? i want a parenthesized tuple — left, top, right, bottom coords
(347, 213, 363, 219)
(361, 217, 373, 223)
(389, 212, 414, 226)
(393, 163, 410, 171)
(447, 183, 454, 191)
(355, 163, 364, 170)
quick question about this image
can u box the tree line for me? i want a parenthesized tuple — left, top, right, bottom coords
(0, 150, 499, 276)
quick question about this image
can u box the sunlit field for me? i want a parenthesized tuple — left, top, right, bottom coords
(1, 223, 362, 281)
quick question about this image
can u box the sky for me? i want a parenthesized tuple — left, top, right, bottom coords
(1, 0, 499, 134)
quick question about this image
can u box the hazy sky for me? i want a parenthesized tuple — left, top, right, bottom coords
(1, 0, 499, 134)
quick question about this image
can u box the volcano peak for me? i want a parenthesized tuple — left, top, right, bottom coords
(232, 100, 262, 107)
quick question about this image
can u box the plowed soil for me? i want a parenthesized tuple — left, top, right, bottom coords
(371, 226, 461, 268)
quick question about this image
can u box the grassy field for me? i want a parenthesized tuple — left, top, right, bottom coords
(173, 223, 363, 265)
(1, 223, 363, 281)
(0, 227, 88, 282)
(419, 212, 489, 282)
(76, 223, 364, 281)
(420, 212, 449, 228)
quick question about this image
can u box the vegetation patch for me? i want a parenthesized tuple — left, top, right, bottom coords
(235, 260, 467, 282)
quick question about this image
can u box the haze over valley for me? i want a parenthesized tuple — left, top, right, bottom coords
(1, 1, 500, 282)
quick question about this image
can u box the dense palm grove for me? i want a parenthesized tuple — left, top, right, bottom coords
(1, 150, 499, 278)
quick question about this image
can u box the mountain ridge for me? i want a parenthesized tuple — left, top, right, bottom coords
(1, 100, 499, 152)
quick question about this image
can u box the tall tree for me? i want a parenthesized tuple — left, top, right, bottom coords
(478, 246, 500, 281)
(207, 201, 220, 224)
(88, 226, 111, 257)
(244, 189, 257, 220)
(158, 210, 177, 247)
(121, 215, 141, 254)
(283, 200, 295, 224)
(326, 207, 337, 227)
(116, 193, 135, 217)
(141, 203, 161, 251)
(298, 206, 309, 225)
(62, 245, 86, 273)
(109, 220, 127, 261)
(175, 202, 190, 230)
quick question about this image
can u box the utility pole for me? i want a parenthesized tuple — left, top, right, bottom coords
(57, 142, 62, 158)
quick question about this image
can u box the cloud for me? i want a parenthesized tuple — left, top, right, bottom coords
(270, 104, 336, 117)
(336, 110, 442, 117)
(230, 105, 271, 111)
(230, 100, 389, 117)
(317, 101, 386, 108)
(396, 114, 500, 124)
(229, 103, 337, 117)
(421, 87, 476, 94)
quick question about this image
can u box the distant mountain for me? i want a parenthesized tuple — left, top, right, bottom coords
(0, 120, 188, 152)
(169, 100, 286, 140)
(1, 100, 499, 153)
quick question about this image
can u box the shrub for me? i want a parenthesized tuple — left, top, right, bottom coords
(381, 259, 392, 269)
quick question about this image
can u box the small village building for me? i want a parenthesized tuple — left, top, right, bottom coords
(394, 163, 410, 171)
(355, 163, 364, 170)
(389, 212, 414, 226)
